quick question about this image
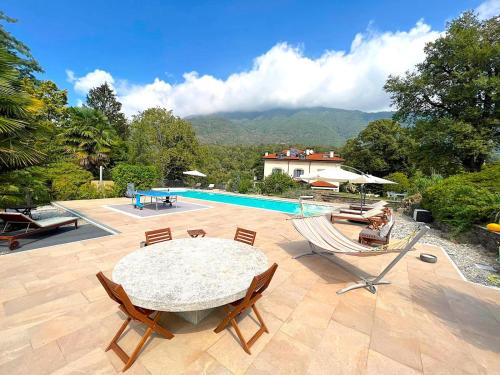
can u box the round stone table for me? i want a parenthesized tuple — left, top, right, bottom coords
(112, 237, 268, 324)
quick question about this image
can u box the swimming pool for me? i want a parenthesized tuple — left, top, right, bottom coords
(169, 189, 331, 216)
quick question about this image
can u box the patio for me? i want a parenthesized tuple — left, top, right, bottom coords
(0, 196, 499, 374)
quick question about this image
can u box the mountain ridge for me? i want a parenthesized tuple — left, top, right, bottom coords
(187, 107, 394, 146)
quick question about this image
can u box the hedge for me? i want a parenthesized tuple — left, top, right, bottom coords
(422, 163, 500, 232)
(111, 164, 160, 195)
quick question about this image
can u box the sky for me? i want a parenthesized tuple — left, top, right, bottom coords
(2, 0, 499, 117)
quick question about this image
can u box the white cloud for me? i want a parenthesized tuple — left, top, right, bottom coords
(476, 0, 500, 20)
(66, 69, 115, 94)
(68, 21, 440, 117)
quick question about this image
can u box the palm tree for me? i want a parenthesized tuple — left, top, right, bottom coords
(0, 46, 42, 171)
(60, 107, 117, 174)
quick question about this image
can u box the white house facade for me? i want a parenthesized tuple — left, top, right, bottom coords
(263, 148, 344, 191)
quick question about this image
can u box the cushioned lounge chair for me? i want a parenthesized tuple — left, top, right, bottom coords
(0, 212, 78, 250)
(331, 207, 388, 223)
(358, 215, 395, 246)
(340, 200, 388, 213)
(291, 215, 428, 294)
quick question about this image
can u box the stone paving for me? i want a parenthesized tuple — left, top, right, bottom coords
(0, 196, 499, 374)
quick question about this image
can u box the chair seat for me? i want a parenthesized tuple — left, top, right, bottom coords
(359, 228, 386, 241)
(118, 304, 154, 317)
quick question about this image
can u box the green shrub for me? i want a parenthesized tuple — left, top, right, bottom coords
(383, 172, 410, 193)
(77, 183, 119, 199)
(0, 169, 51, 207)
(43, 162, 94, 201)
(260, 173, 297, 195)
(407, 171, 443, 195)
(237, 179, 253, 194)
(111, 164, 160, 195)
(422, 175, 500, 232)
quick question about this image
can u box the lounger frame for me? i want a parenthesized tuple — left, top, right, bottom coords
(0, 214, 78, 250)
(294, 222, 428, 294)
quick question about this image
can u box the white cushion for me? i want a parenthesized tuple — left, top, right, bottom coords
(379, 217, 394, 238)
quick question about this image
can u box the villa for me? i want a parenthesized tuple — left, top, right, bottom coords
(263, 148, 344, 191)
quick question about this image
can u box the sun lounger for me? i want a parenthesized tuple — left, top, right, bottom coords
(207, 184, 215, 190)
(331, 207, 387, 223)
(194, 182, 202, 189)
(344, 200, 388, 212)
(358, 215, 395, 246)
(291, 215, 428, 294)
(0, 212, 78, 250)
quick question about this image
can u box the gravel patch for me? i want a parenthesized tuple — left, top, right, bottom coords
(392, 212, 499, 288)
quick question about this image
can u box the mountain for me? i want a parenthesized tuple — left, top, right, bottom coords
(187, 107, 394, 146)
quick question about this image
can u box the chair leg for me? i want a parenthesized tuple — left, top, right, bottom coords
(122, 327, 153, 372)
(216, 303, 269, 355)
(252, 305, 268, 334)
(150, 312, 174, 339)
(230, 318, 251, 354)
(214, 306, 233, 333)
(106, 317, 131, 352)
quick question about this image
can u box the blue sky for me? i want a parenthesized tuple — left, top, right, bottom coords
(2, 0, 498, 116)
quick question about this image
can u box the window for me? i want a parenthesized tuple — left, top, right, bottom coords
(272, 168, 283, 174)
(293, 169, 304, 178)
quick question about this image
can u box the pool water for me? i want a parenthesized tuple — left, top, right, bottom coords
(173, 190, 331, 216)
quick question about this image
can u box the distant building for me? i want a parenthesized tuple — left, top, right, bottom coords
(263, 148, 344, 191)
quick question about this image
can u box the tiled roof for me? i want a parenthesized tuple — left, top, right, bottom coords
(263, 149, 344, 162)
(311, 180, 338, 188)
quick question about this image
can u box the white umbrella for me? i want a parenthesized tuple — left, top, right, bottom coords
(183, 170, 207, 177)
(301, 168, 362, 183)
(302, 168, 395, 211)
(351, 174, 396, 185)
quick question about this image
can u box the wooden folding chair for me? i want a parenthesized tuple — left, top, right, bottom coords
(142, 227, 172, 247)
(96, 272, 174, 371)
(213, 263, 278, 354)
(234, 227, 257, 246)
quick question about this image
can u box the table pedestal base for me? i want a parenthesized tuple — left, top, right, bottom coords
(175, 308, 214, 325)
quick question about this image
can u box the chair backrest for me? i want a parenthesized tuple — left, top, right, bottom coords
(96, 271, 143, 321)
(145, 227, 172, 246)
(0, 212, 38, 226)
(234, 227, 257, 246)
(125, 183, 135, 198)
(243, 263, 278, 305)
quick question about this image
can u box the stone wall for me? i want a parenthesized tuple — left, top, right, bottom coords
(469, 225, 500, 254)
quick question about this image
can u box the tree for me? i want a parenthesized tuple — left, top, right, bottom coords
(342, 119, 415, 176)
(23, 79, 68, 123)
(385, 12, 499, 172)
(0, 11, 42, 78)
(0, 46, 43, 171)
(22, 79, 68, 163)
(128, 108, 199, 181)
(60, 107, 117, 174)
(86, 83, 128, 138)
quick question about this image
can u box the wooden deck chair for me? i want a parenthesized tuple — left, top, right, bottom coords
(359, 215, 395, 246)
(234, 227, 257, 246)
(291, 216, 428, 294)
(214, 263, 278, 354)
(347, 200, 388, 212)
(96, 272, 174, 372)
(331, 207, 389, 224)
(0, 212, 78, 250)
(141, 227, 172, 247)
